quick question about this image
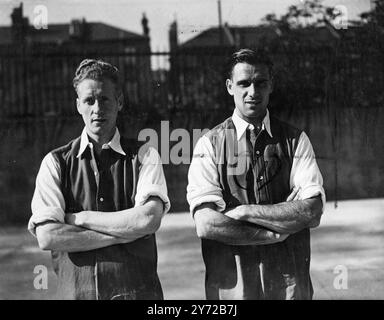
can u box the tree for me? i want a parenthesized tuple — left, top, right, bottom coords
(262, 0, 343, 30)
(360, 0, 384, 27)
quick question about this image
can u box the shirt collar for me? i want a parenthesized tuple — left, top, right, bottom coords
(77, 128, 126, 158)
(231, 108, 273, 141)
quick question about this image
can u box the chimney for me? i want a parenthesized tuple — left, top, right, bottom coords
(223, 22, 234, 46)
(218, 0, 223, 45)
(11, 3, 29, 43)
(169, 20, 178, 52)
(142, 13, 150, 37)
(69, 18, 89, 41)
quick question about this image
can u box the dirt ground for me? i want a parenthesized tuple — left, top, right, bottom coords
(0, 198, 383, 300)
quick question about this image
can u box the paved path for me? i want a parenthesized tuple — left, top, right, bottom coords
(1, 199, 383, 299)
(310, 199, 384, 299)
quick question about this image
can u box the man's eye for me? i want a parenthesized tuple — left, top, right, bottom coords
(239, 82, 250, 87)
(84, 98, 94, 105)
(255, 82, 267, 89)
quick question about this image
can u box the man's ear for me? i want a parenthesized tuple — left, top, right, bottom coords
(269, 77, 274, 94)
(117, 93, 123, 111)
(76, 98, 81, 114)
(226, 79, 234, 96)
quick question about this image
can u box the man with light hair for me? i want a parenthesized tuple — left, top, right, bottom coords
(187, 48, 325, 300)
(28, 59, 170, 300)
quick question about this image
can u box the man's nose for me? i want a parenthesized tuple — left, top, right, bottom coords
(248, 83, 257, 97)
(92, 99, 102, 112)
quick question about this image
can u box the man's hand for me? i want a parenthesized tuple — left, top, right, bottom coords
(65, 212, 82, 226)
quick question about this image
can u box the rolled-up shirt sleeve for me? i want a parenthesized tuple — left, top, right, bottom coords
(187, 135, 226, 215)
(134, 146, 170, 214)
(28, 153, 66, 236)
(290, 131, 326, 208)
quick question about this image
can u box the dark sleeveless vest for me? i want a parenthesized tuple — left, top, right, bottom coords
(202, 116, 313, 300)
(50, 136, 163, 300)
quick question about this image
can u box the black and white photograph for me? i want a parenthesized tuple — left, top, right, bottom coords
(0, 0, 383, 304)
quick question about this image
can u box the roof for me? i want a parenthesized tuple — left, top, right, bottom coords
(180, 25, 281, 49)
(180, 24, 341, 49)
(0, 21, 146, 45)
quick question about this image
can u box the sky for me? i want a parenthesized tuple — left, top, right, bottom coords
(0, 0, 372, 50)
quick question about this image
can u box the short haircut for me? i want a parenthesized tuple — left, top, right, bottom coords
(73, 59, 121, 94)
(226, 48, 274, 79)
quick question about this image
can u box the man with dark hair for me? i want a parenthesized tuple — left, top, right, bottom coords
(187, 48, 325, 300)
(28, 59, 170, 300)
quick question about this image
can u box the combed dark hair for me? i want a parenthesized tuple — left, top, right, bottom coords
(226, 48, 274, 79)
(73, 59, 121, 93)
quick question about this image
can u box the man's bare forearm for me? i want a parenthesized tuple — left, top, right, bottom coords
(36, 222, 129, 252)
(194, 203, 288, 246)
(65, 197, 164, 241)
(225, 196, 323, 234)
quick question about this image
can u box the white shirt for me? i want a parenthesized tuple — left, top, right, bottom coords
(187, 109, 325, 214)
(28, 128, 170, 236)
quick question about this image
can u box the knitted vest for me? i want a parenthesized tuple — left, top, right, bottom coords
(50, 136, 163, 300)
(202, 116, 313, 300)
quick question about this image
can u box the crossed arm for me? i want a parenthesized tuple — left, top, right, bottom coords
(36, 197, 164, 252)
(36, 222, 128, 253)
(194, 203, 289, 246)
(193, 189, 322, 246)
(189, 131, 324, 246)
(224, 195, 323, 234)
(31, 147, 168, 253)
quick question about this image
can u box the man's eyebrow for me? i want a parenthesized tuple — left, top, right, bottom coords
(81, 94, 94, 101)
(236, 79, 251, 84)
(236, 78, 269, 84)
